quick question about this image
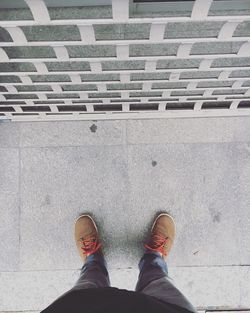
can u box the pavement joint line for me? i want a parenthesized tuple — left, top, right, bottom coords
(18, 146, 21, 272)
(13, 141, 250, 149)
(1, 265, 249, 273)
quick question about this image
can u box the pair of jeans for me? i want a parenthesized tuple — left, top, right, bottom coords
(72, 251, 197, 313)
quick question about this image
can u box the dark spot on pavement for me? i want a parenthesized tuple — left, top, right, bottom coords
(45, 195, 51, 205)
(209, 206, 221, 223)
(213, 212, 221, 223)
(152, 160, 157, 167)
(193, 250, 199, 256)
(41, 195, 51, 207)
(90, 124, 97, 133)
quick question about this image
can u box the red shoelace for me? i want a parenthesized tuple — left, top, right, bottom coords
(80, 234, 101, 256)
(144, 234, 169, 257)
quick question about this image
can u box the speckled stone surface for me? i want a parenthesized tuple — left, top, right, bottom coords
(19, 120, 126, 147)
(0, 117, 250, 311)
(0, 122, 20, 147)
(0, 266, 248, 311)
(0, 148, 19, 271)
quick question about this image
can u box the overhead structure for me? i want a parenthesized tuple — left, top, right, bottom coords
(0, 0, 250, 121)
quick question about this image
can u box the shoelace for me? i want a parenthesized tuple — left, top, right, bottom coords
(80, 234, 101, 256)
(144, 234, 169, 256)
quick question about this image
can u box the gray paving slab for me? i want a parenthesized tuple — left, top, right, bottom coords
(236, 143, 250, 265)
(171, 266, 241, 309)
(0, 270, 79, 312)
(240, 267, 250, 307)
(19, 141, 250, 270)
(1, 118, 250, 311)
(20, 120, 126, 147)
(0, 148, 19, 193)
(0, 148, 19, 271)
(0, 266, 248, 311)
(0, 193, 19, 271)
(20, 145, 130, 270)
(0, 122, 20, 148)
(239, 212, 250, 265)
(127, 143, 245, 267)
(126, 117, 250, 144)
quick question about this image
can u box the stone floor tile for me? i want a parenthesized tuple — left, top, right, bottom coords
(20, 120, 125, 147)
(0, 148, 19, 271)
(240, 266, 250, 307)
(126, 117, 250, 144)
(0, 193, 19, 271)
(0, 148, 19, 193)
(0, 122, 20, 148)
(235, 143, 250, 265)
(127, 143, 244, 266)
(0, 267, 248, 311)
(20, 146, 129, 270)
(171, 266, 241, 309)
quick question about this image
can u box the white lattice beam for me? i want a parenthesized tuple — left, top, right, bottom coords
(194, 100, 203, 110)
(120, 73, 130, 83)
(19, 76, 32, 84)
(90, 62, 102, 73)
(237, 42, 250, 56)
(169, 73, 180, 81)
(78, 25, 96, 44)
(0, 48, 9, 61)
(218, 71, 231, 81)
(191, 0, 213, 20)
(97, 84, 107, 92)
(145, 61, 157, 72)
(122, 103, 130, 112)
(230, 100, 241, 110)
(121, 91, 129, 99)
(70, 75, 81, 84)
(218, 21, 241, 40)
(4, 26, 27, 44)
(177, 43, 193, 58)
(53, 46, 69, 61)
(86, 105, 94, 113)
(33, 62, 48, 74)
(116, 45, 129, 59)
(24, 0, 50, 23)
(1, 36, 250, 47)
(149, 23, 166, 42)
(51, 85, 62, 93)
(112, 0, 129, 22)
(142, 82, 152, 92)
(5, 86, 17, 93)
(199, 59, 213, 70)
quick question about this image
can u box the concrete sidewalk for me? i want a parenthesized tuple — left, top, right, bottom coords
(0, 117, 250, 311)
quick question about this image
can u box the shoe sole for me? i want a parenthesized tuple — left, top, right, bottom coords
(75, 214, 99, 233)
(151, 213, 176, 232)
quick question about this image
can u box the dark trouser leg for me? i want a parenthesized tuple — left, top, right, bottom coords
(41, 253, 110, 312)
(42, 252, 110, 311)
(73, 251, 110, 290)
(136, 251, 198, 313)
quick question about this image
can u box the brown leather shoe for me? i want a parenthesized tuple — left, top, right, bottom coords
(144, 213, 176, 260)
(75, 215, 102, 262)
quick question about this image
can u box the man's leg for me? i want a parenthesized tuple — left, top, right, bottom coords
(136, 251, 197, 313)
(72, 214, 110, 290)
(41, 215, 109, 311)
(135, 213, 197, 313)
(73, 251, 110, 290)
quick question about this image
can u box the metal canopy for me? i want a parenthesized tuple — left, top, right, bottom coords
(0, 0, 250, 121)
